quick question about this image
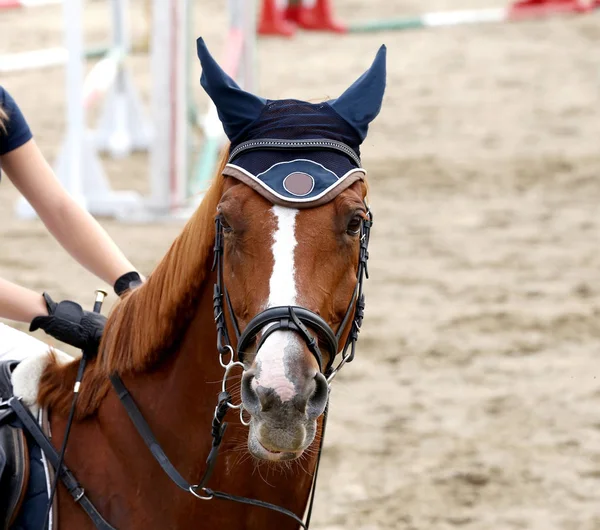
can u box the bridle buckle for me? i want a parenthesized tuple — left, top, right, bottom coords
(189, 486, 213, 501)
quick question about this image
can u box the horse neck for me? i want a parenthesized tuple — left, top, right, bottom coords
(102, 268, 223, 475)
(55, 270, 317, 528)
(52, 272, 220, 527)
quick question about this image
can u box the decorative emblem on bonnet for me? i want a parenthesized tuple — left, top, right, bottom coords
(196, 37, 387, 208)
(283, 172, 314, 197)
(254, 159, 338, 202)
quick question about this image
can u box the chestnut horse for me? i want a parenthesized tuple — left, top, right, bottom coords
(33, 155, 367, 528)
(24, 38, 387, 529)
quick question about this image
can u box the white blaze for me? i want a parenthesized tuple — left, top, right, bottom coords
(267, 206, 298, 308)
(254, 206, 300, 402)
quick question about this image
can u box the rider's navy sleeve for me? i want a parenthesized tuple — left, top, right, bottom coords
(0, 85, 33, 156)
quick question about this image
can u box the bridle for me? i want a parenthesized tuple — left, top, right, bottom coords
(213, 206, 373, 386)
(207, 202, 373, 525)
(9, 197, 373, 530)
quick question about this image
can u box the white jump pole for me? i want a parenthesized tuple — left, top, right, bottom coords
(148, 0, 189, 217)
(16, 0, 143, 219)
(0, 47, 68, 73)
(148, 0, 256, 219)
(59, 0, 86, 206)
(15, 0, 87, 218)
(94, 0, 152, 158)
(238, 0, 258, 94)
(0, 0, 61, 7)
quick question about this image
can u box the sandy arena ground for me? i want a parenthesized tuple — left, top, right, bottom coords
(2, 1, 600, 528)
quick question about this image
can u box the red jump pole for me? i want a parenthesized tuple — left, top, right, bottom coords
(258, 0, 296, 37)
(286, 0, 346, 33)
(510, 0, 593, 15)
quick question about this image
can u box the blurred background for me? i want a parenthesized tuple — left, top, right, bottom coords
(1, 0, 600, 528)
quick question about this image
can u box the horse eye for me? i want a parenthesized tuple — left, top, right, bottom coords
(346, 216, 362, 236)
(219, 215, 233, 233)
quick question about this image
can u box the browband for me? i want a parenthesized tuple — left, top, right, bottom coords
(228, 138, 362, 167)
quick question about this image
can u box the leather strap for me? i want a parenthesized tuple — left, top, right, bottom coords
(109, 373, 307, 527)
(205, 489, 306, 528)
(8, 397, 116, 530)
(111, 373, 232, 493)
(41, 407, 59, 530)
(304, 404, 328, 527)
(110, 374, 194, 491)
(254, 311, 323, 372)
(237, 306, 338, 372)
(224, 288, 241, 340)
(42, 353, 91, 529)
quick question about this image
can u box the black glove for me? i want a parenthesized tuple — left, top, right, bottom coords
(114, 271, 143, 297)
(29, 293, 106, 355)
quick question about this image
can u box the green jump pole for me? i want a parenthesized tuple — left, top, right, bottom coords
(84, 45, 113, 59)
(348, 18, 424, 33)
(347, 3, 599, 34)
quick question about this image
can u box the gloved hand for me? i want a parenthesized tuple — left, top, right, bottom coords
(113, 271, 143, 297)
(29, 293, 106, 355)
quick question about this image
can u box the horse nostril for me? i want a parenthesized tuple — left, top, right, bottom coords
(255, 386, 276, 412)
(306, 372, 329, 420)
(241, 370, 260, 415)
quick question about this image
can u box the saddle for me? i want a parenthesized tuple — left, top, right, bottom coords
(0, 360, 29, 530)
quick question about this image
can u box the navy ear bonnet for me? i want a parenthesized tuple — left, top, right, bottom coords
(197, 37, 386, 207)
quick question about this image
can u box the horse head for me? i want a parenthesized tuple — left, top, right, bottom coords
(198, 38, 386, 461)
(33, 37, 388, 529)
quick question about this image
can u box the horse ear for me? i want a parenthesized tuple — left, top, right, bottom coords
(328, 45, 387, 142)
(196, 37, 266, 141)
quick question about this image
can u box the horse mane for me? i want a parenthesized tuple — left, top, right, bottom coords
(38, 150, 229, 418)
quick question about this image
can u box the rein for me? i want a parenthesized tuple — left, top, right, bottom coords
(108, 373, 308, 527)
(11, 204, 373, 529)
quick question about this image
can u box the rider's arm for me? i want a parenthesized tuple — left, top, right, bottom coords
(0, 277, 48, 323)
(0, 86, 141, 289)
(1, 139, 139, 286)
